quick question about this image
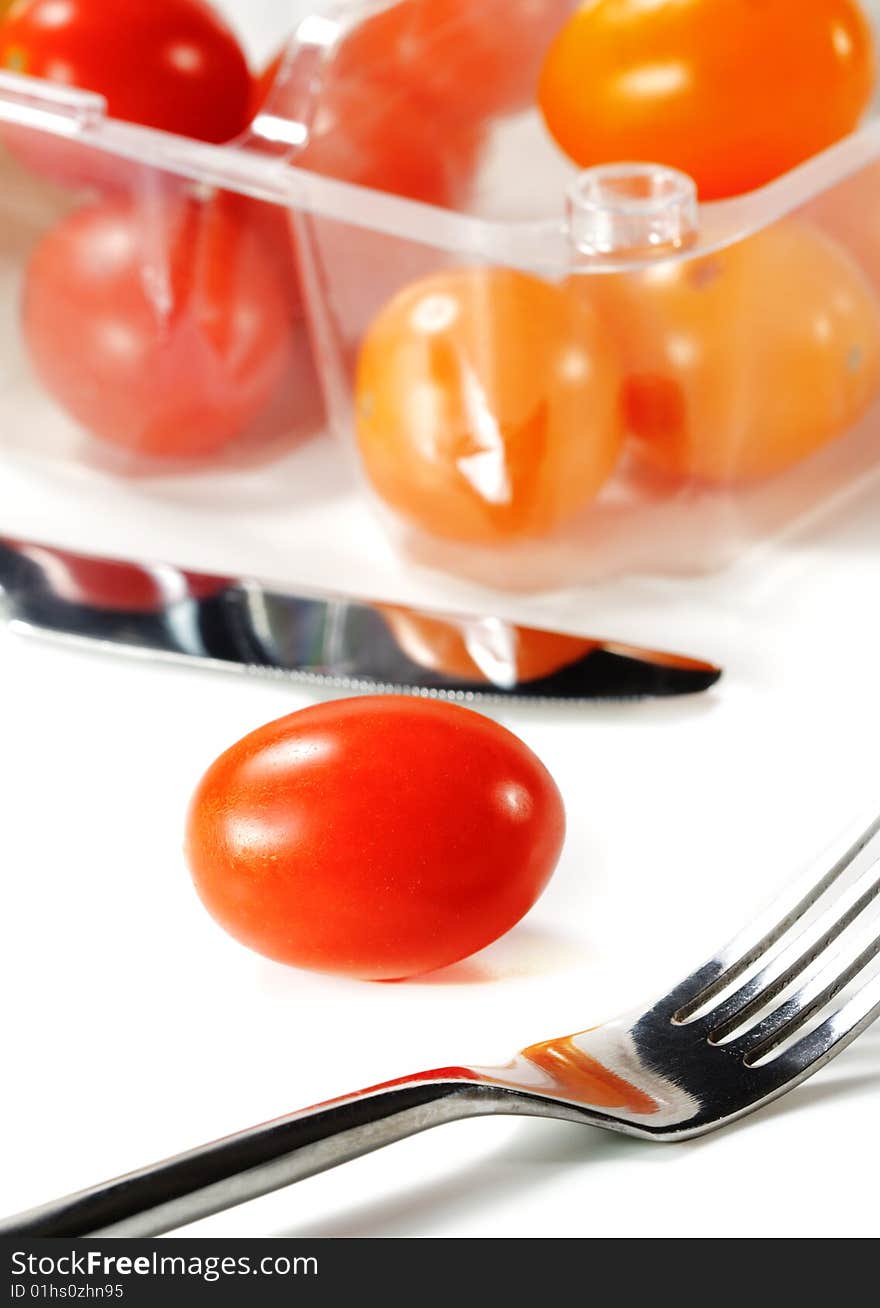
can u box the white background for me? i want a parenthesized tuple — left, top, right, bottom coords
(1, 0, 880, 1242)
(1, 473, 880, 1239)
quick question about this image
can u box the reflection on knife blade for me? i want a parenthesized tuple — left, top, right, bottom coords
(0, 538, 721, 701)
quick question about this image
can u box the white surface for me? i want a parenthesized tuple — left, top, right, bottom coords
(1, 482, 880, 1239)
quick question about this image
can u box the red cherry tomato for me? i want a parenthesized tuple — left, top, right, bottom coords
(222, 191, 303, 326)
(0, 0, 252, 142)
(186, 697, 565, 980)
(329, 0, 573, 126)
(257, 47, 483, 358)
(23, 193, 292, 459)
(0, 0, 252, 190)
(539, 0, 876, 201)
(256, 48, 479, 207)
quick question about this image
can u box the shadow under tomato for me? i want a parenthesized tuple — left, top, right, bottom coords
(250, 924, 592, 991)
(403, 925, 592, 986)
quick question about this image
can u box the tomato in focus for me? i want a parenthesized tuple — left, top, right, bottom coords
(23, 194, 292, 459)
(1, 0, 252, 143)
(539, 0, 876, 201)
(355, 267, 624, 543)
(185, 697, 566, 980)
(583, 221, 880, 483)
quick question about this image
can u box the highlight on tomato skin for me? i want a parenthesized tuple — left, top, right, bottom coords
(578, 221, 880, 484)
(538, 0, 876, 201)
(355, 266, 624, 544)
(0, 0, 254, 191)
(0, 0, 253, 143)
(185, 696, 566, 982)
(22, 192, 293, 461)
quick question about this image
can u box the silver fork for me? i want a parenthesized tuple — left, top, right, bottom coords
(4, 813, 880, 1238)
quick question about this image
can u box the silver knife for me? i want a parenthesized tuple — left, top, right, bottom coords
(0, 538, 721, 701)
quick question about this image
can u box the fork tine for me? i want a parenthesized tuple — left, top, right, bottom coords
(762, 965, 880, 1085)
(705, 856, 880, 1042)
(723, 916, 880, 1062)
(673, 809, 880, 1023)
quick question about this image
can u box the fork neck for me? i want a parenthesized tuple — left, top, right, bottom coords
(0, 1070, 508, 1238)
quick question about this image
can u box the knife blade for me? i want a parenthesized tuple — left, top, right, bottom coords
(0, 538, 721, 701)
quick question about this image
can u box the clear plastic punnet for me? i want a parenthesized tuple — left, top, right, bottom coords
(3, 0, 880, 619)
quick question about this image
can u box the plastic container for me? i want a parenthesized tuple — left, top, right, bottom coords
(4, 0, 880, 606)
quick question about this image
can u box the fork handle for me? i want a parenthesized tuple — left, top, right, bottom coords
(0, 1071, 507, 1238)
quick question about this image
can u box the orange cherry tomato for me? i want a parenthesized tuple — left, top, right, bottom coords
(379, 605, 598, 684)
(23, 193, 292, 459)
(582, 221, 880, 483)
(539, 0, 876, 201)
(808, 163, 880, 290)
(186, 697, 565, 980)
(355, 267, 624, 543)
